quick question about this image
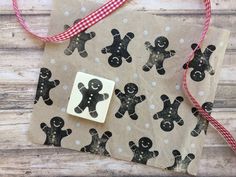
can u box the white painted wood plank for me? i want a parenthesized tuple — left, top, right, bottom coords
(1, 0, 236, 14)
(0, 146, 234, 176)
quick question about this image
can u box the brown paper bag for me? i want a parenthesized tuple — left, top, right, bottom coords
(29, 0, 230, 175)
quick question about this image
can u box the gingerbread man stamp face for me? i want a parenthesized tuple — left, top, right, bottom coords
(67, 72, 115, 123)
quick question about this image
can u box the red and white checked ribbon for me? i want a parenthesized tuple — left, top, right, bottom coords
(12, 0, 129, 42)
(12, 0, 236, 153)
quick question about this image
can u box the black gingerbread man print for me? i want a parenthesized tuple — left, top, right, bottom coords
(64, 19, 96, 57)
(129, 137, 159, 165)
(101, 29, 135, 68)
(153, 95, 184, 132)
(74, 79, 109, 118)
(40, 117, 72, 147)
(81, 128, 112, 157)
(166, 150, 195, 173)
(115, 83, 146, 120)
(35, 68, 60, 106)
(143, 36, 176, 75)
(191, 102, 213, 137)
(183, 43, 216, 82)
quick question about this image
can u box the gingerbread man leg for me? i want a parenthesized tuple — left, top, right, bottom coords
(42, 94, 53, 105)
(166, 150, 182, 170)
(128, 107, 138, 120)
(74, 101, 87, 114)
(155, 60, 165, 75)
(204, 45, 216, 75)
(64, 40, 76, 56)
(173, 96, 184, 109)
(153, 95, 171, 119)
(191, 119, 207, 137)
(81, 128, 99, 152)
(99, 131, 112, 156)
(115, 105, 127, 118)
(180, 154, 195, 170)
(143, 58, 155, 72)
(111, 28, 121, 41)
(88, 104, 98, 118)
(122, 33, 134, 63)
(77, 42, 88, 58)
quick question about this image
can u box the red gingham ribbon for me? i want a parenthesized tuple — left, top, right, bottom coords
(12, 0, 236, 153)
(12, 0, 129, 42)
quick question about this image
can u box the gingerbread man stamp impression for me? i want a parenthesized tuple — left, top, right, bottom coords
(67, 72, 115, 123)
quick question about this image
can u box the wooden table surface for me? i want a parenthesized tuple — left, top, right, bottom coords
(0, 0, 235, 176)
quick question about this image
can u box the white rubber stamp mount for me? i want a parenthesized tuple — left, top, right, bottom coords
(67, 72, 115, 123)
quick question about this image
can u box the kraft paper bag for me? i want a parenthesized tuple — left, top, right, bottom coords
(29, 0, 230, 175)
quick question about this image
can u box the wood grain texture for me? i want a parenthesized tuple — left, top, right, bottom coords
(0, 0, 235, 176)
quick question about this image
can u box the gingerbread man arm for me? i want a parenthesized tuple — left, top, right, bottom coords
(129, 141, 138, 153)
(78, 82, 87, 95)
(61, 129, 72, 138)
(84, 32, 96, 41)
(144, 42, 155, 53)
(40, 123, 51, 134)
(148, 150, 159, 159)
(101, 46, 112, 54)
(164, 50, 176, 59)
(206, 64, 215, 75)
(97, 93, 109, 101)
(115, 89, 125, 99)
(134, 95, 146, 103)
(49, 80, 60, 88)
